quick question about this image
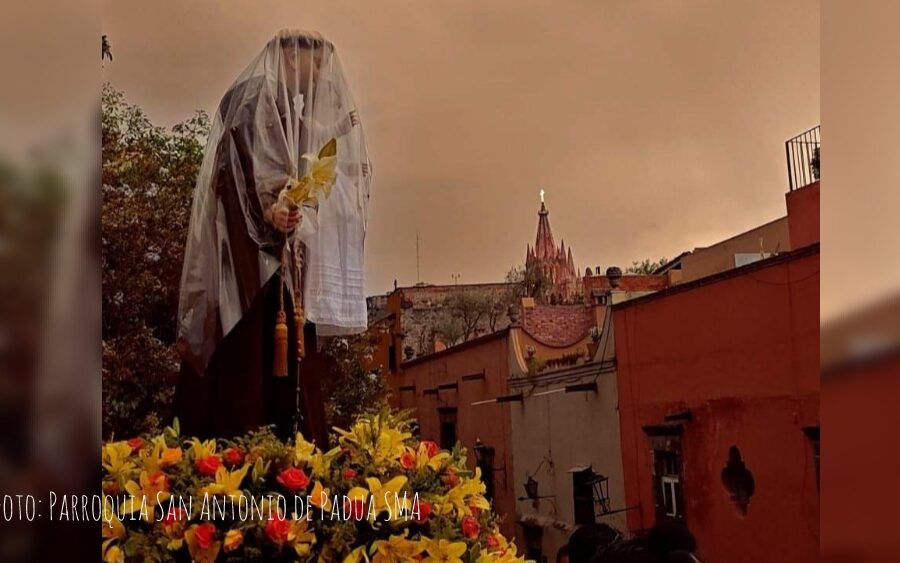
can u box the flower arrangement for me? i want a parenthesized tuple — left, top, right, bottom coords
(101, 410, 527, 563)
(280, 138, 338, 208)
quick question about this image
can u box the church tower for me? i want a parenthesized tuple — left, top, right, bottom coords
(525, 191, 581, 303)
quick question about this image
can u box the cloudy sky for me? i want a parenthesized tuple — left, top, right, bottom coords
(102, 0, 819, 296)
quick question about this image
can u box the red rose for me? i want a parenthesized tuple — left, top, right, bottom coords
(343, 468, 358, 479)
(344, 498, 367, 521)
(421, 441, 440, 458)
(470, 506, 482, 517)
(276, 467, 310, 492)
(486, 535, 500, 549)
(400, 450, 417, 470)
(462, 516, 481, 539)
(127, 437, 144, 454)
(414, 500, 432, 524)
(194, 522, 216, 549)
(195, 455, 222, 477)
(223, 447, 245, 467)
(265, 515, 292, 545)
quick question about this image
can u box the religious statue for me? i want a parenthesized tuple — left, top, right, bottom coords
(175, 30, 372, 443)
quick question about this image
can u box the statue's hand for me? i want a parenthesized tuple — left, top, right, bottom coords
(268, 203, 301, 233)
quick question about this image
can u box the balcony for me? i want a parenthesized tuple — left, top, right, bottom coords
(785, 125, 820, 191)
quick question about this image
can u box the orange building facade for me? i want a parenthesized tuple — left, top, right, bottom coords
(613, 181, 820, 563)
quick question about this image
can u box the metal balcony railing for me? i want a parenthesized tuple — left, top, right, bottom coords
(786, 125, 820, 191)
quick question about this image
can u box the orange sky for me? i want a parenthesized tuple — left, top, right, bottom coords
(102, 0, 820, 296)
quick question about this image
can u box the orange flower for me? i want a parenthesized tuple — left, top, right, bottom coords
(160, 447, 182, 467)
(224, 529, 243, 552)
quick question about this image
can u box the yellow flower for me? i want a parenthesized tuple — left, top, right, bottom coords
(124, 470, 170, 521)
(415, 442, 451, 472)
(344, 545, 370, 563)
(187, 438, 217, 460)
(224, 529, 243, 553)
(364, 476, 408, 519)
(422, 539, 467, 563)
(372, 533, 424, 563)
(101, 496, 126, 540)
(336, 413, 411, 469)
(308, 446, 341, 478)
(282, 138, 338, 206)
(309, 480, 333, 511)
(102, 541, 124, 563)
(294, 432, 318, 464)
(289, 518, 317, 557)
(438, 468, 491, 520)
(201, 464, 249, 501)
(102, 442, 136, 481)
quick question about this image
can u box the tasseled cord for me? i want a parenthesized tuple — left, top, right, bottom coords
(273, 254, 290, 378)
(274, 242, 307, 377)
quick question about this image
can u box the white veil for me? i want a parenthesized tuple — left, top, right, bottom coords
(178, 29, 371, 375)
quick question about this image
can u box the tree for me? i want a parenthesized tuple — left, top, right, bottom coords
(101, 84, 208, 438)
(321, 333, 388, 431)
(625, 257, 669, 275)
(505, 263, 550, 300)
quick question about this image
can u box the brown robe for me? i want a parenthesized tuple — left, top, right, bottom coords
(176, 79, 328, 445)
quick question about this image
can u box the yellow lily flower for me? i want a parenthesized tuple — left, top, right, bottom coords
(102, 540, 124, 563)
(437, 468, 491, 521)
(336, 412, 412, 469)
(201, 464, 249, 500)
(124, 470, 170, 522)
(294, 432, 318, 465)
(422, 539, 467, 563)
(415, 442, 451, 472)
(372, 533, 424, 563)
(364, 476, 408, 518)
(101, 496, 126, 540)
(289, 518, 317, 557)
(343, 545, 370, 563)
(102, 442, 136, 482)
(187, 438, 217, 460)
(309, 480, 333, 511)
(309, 446, 341, 478)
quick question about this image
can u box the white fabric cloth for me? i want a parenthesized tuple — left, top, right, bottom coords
(298, 170, 367, 335)
(177, 29, 372, 375)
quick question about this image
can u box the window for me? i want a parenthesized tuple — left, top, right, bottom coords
(572, 466, 596, 526)
(388, 343, 397, 372)
(657, 451, 682, 518)
(803, 427, 820, 490)
(644, 426, 685, 523)
(438, 408, 457, 450)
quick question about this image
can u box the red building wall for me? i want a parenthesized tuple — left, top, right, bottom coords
(391, 331, 517, 539)
(613, 246, 820, 563)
